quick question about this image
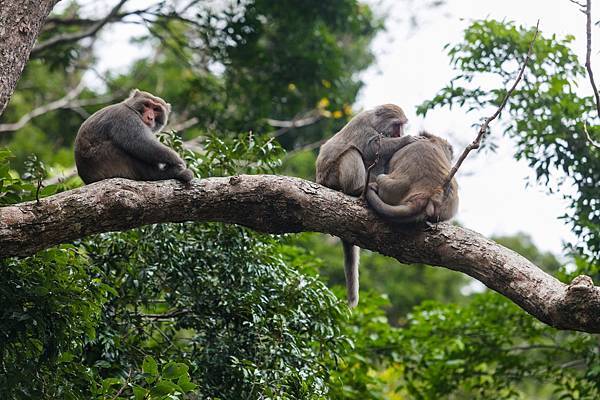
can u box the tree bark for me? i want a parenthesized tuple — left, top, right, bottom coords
(0, 175, 598, 333)
(0, 0, 59, 116)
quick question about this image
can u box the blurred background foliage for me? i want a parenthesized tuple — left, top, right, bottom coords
(0, 1, 599, 399)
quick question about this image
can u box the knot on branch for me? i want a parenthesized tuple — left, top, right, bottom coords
(567, 274, 594, 293)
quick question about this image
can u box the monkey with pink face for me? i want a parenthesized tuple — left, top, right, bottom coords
(75, 89, 193, 184)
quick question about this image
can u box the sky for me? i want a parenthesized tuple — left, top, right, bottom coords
(62, 0, 596, 256)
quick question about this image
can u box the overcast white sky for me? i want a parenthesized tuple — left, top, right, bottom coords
(67, 0, 596, 256)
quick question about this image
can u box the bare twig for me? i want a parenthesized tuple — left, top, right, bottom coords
(268, 110, 325, 137)
(569, 0, 587, 11)
(0, 89, 120, 134)
(167, 116, 199, 132)
(110, 369, 132, 400)
(583, 123, 600, 148)
(578, 0, 600, 149)
(442, 20, 540, 188)
(138, 309, 191, 320)
(32, 0, 129, 55)
(584, 0, 600, 117)
(0, 81, 86, 133)
(284, 138, 328, 159)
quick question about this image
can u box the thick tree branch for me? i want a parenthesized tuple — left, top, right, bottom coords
(0, 175, 598, 333)
(0, 0, 60, 116)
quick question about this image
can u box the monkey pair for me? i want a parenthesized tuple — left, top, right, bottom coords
(75, 89, 193, 184)
(316, 105, 459, 307)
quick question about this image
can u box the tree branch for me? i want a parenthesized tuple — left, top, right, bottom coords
(443, 21, 539, 187)
(579, 0, 600, 149)
(0, 81, 85, 132)
(31, 0, 129, 56)
(0, 175, 598, 333)
(0, 87, 121, 133)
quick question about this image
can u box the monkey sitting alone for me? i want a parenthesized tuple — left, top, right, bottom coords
(74, 89, 193, 184)
(366, 131, 459, 223)
(316, 104, 421, 307)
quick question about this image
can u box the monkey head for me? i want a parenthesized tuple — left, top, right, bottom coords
(124, 89, 172, 132)
(371, 104, 408, 137)
(419, 131, 454, 162)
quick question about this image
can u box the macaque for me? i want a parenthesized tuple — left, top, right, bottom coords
(316, 104, 419, 307)
(74, 89, 193, 184)
(366, 131, 459, 224)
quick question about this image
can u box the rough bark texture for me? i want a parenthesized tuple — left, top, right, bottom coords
(0, 0, 59, 116)
(1, 175, 599, 333)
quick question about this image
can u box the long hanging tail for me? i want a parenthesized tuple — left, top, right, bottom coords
(342, 240, 360, 307)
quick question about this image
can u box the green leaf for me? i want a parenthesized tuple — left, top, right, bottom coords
(162, 362, 188, 380)
(142, 356, 159, 376)
(150, 380, 183, 396)
(133, 385, 148, 400)
(177, 375, 197, 392)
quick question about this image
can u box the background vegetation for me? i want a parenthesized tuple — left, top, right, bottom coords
(0, 1, 598, 399)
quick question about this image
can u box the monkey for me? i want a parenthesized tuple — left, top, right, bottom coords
(315, 104, 420, 307)
(365, 131, 459, 224)
(74, 89, 194, 184)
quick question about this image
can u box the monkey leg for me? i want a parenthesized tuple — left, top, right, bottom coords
(337, 149, 366, 197)
(375, 174, 410, 205)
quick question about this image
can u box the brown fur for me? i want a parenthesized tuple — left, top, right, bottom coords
(366, 131, 459, 223)
(315, 104, 419, 307)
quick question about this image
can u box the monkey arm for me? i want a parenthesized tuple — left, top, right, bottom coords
(111, 125, 186, 167)
(363, 135, 418, 162)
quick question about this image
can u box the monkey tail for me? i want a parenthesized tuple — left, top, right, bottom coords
(366, 186, 428, 222)
(342, 240, 360, 308)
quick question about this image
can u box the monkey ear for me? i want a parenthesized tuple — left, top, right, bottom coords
(129, 89, 142, 98)
(165, 103, 172, 113)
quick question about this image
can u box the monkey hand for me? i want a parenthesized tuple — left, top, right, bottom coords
(406, 135, 428, 144)
(177, 168, 194, 183)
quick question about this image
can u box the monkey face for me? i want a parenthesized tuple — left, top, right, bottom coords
(373, 104, 407, 138)
(139, 100, 167, 130)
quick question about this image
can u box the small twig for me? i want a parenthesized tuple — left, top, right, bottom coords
(0, 81, 85, 133)
(442, 20, 540, 188)
(583, 123, 600, 148)
(32, 0, 129, 55)
(569, 0, 587, 11)
(268, 109, 325, 137)
(284, 138, 328, 159)
(139, 309, 190, 320)
(167, 116, 199, 132)
(584, 0, 600, 118)
(110, 369, 132, 400)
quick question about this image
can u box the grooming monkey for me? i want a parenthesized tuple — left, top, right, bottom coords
(316, 104, 419, 307)
(366, 131, 459, 223)
(74, 89, 193, 184)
